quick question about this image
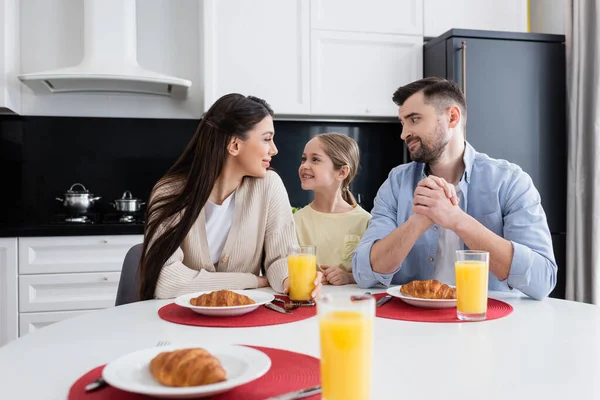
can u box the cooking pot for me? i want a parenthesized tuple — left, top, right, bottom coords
(55, 183, 101, 214)
(112, 190, 145, 213)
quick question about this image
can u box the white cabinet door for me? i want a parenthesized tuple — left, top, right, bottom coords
(203, 0, 310, 115)
(0, 0, 21, 114)
(424, 0, 528, 38)
(19, 272, 120, 312)
(311, 31, 422, 117)
(18, 235, 142, 274)
(19, 309, 96, 337)
(311, 0, 423, 36)
(0, 238, 18, 347)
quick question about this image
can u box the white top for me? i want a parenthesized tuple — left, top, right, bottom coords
(433, 185, 464, 285)
(0, 285, 597, 400)
(204, 192, 235, 265)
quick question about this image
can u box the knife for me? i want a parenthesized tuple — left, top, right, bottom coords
(265, 385, 322, 400)
(264, 302, 292, 314)
(273, 298, 316, 307)
(376, 295, 392, 307)
(84, 377, 107, 392)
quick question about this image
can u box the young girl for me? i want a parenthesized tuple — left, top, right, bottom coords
(138, 94, 323, 300)
(294, 133, 371, 285)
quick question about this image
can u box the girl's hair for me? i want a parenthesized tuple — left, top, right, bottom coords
(137, 93, 274, 301)
(315, 133, 360, 206)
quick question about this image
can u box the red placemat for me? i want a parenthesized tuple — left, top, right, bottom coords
(158, 296, 316, 327)
(68, 346, 320, 400)
(374, 293, 513, 323)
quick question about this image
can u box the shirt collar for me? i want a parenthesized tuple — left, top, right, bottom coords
(462, 141, 475, 184)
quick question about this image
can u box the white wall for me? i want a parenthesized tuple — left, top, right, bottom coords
(530, 0, 566, 35)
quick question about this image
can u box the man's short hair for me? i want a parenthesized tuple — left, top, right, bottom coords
(392, 77, 467, 124)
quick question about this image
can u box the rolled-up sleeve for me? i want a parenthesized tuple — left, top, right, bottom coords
(503, 170, 557, 300)
(352, 172, 401, 288)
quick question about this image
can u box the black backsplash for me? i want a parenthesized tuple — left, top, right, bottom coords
(0, 115, 405, 228)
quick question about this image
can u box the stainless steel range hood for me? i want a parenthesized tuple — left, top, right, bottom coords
(18, 0, 191, 98)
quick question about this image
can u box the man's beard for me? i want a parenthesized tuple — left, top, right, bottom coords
(407, 125, 448, 165)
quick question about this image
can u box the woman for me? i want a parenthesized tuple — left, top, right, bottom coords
(138, 93, 322, 300)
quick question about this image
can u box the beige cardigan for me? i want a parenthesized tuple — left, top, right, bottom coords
(151, 171, 297, 298)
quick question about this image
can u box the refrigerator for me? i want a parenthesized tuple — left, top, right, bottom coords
(423, 29, 567, 298)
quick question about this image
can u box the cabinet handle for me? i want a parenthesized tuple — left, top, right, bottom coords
(101, 239, 108, 244)
(458, 41, 467, 97)
(458, 40, 467, 140)
(103, 276, 108, 281)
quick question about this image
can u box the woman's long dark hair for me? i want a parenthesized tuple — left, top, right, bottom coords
(137, 94, 274, 300)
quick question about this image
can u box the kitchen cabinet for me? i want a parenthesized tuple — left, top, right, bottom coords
(203, 0, 310, 115)
(310, 31, 422, 117)
(311, 0, 422, 36)
(11, 234, 142, 340)
(19, 272, 121, 313)
(0, 238, 18, 347)
(18, 235, 143, 274)
(203, 0, 423, 118)
(423, 0, 528, 38)
(19, 309, 95, 336)
(0, 0, 21, 114)
(17, 0, 431, 119)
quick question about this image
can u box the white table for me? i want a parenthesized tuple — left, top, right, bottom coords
(0, 285, 598, 400)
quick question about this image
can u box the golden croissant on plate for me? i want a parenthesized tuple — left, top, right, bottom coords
(190, 290, 255, 307)
(400, 280, 457, 299)
(150, 348, 227, 387)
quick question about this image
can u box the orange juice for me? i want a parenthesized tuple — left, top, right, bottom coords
(287, 253, 317, 301)
(455, 260, 489, 315)
(319, 311, 372, 400)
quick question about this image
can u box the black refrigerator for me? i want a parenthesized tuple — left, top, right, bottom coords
(423, 29, 567, 299)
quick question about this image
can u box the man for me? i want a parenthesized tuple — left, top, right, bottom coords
(352, 77, 557, 300)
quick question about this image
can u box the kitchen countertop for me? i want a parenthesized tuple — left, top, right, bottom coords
(0, 223, 145, 237)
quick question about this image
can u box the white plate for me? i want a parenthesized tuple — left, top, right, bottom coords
(174, 290, 275, 317)
(387, 285, 457, 309)
(102, 343, 271, 399)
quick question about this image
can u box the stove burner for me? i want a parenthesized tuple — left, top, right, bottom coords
(119, 214, 137, 223)
(64, 215, 93, 224)
(50, 211, 143, 225)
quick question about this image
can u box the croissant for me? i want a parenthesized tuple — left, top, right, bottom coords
(400, 280, 457, 299)
(150, 348, 227, 387)
(190, 290, 255, 307)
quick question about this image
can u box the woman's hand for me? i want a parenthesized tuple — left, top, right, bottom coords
(283, 277, 289, 293)
(282, 272, 324, 299)
(311, 271, 324, 298)
(257, 276, 269, 288)
(321, 265, 355, 286)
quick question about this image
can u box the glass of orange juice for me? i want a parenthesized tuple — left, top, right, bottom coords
(287, 245, 317, 301)
(455, 250, 490, 321)
(318, 293, 374, 400)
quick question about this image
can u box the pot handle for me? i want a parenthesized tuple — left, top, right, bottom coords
(70, 183, 88, 192)
(90, 197, 101, 202)
(122, 190, 133, 199)
(55, 197, 64, 202)
(140, 202, 146, 206)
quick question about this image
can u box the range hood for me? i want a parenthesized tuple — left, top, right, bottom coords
(18, 0, 191, 98)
